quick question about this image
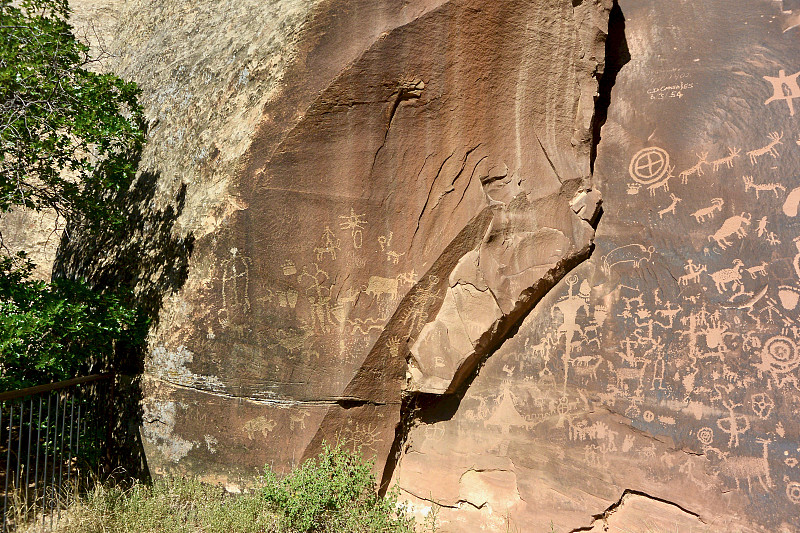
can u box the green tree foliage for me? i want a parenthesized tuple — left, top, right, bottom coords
(0, 0, 145, 225)
(0, 0, 146, 390)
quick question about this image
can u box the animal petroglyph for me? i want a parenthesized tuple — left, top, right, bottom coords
(629, 146, 671, 185)
(717, 439, 773, 492)
(710, 147, 740, 171)
(743, 175, 786, 199)
(647, 166, 673, 196)
(289, 411, 310, 431)
(691, 198, 724, 224)
(763, 69, 800, 115)
(658, 193, 681, 218)
(746, 262, 768, 279)
(338, 208, 367, 248)
(378, 232, 405, 264)
(710, 259, 745, 294)
(347, 317, 385, 336)
(601, 244, 655, 276)
(747, 131, 783, 164)
(708, 213, 751, 249)
(679, 152, 707, 183)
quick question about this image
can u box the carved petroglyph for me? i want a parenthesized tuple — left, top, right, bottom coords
(378, 232, 406, 264)
(763, 69, 800, 115)
(647, 165, 674, 196)
(386, 336, 401, 358)
(756, 335, 800, 389)
(601, 244, 655, 276)
(717, 439, 773, 492)
(716, 397, 750, 448)
(484, 382, 536, 435)
(710, 147, 740, 171)
(553, 277, 591, 391)
(784, 187, 800, 216)
(629, 147, 671, 185)
(708, 213, 751, 249)
(347, 317, 385, 336)
(219, 247, 252, 326)
(787, 480, 800, 504)
(746, 262, 769, 279)
(747, 132, 783, 164)
(691, 198, 724, 223)
(679, 152, 708, 184)
(678, 260, 707, 285)
(658, 193, 681, 218)
(710, 259, 745, 294)
(338, 209, 367, 249)
(289, 411, 310, 431)
(751, 393, 775, 419)
(244, 416, 277, 439)
(314, 226, 341, 261)
(743, 175, 786, 199)
(401, 276, 439, 335)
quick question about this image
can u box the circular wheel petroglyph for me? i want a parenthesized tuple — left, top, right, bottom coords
(787, 481, 800, 504)
(629, 147, 670, 185)
(697, 427, 714, 446)
(761, 336, 799, 374)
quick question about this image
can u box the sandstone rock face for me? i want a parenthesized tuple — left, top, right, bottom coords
(12, 0, 800, 530)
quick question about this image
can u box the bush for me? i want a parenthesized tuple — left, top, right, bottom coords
(0, 253, 143, 390)
(260, 442, 416, 533)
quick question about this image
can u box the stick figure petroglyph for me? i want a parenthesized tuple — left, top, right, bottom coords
(219, 247, 252, 325)
(314, 226, 341, 261)
(553, 277, 591, 392)
(338, 209, 367, 249)
(678, 260, 706, 285)
(716, 396, 750, 448)
(763, 69, 800, 115)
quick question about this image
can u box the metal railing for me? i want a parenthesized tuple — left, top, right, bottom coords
(1, 374, 114, 532)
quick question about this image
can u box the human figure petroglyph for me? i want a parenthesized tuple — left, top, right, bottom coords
(708, 213, 751, 249)
(338, 208, 367, 248)
(658, 193, 681, 218)
(717, 439, 773, 492)
(710, 147, 741, 171)
(679, 152, 708, 184)
(553, 277, 591, 391)
(717, 396, 751, 448)
(742, 175, 786, 199)
(764, 69, 800, 115)
(298, 263, 337, 333)
(601, 244, 655, 276)
(747, 131, 783, 164)
(219, 247, 252, 325)
(691, 198, 724, 223)
(767, 232, 782, 246)
(314, 226, 341, 261)
(679, 260, 706, 285)
(710, 259, 745, 293)
(402, 275, 440, 335)
(484, 382, 536, 435)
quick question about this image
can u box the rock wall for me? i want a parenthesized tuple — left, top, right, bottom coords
(13, 0, 800, 530)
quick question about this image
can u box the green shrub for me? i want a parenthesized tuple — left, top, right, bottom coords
(260, 442, 416, 533)
(0, 253, 143, 391)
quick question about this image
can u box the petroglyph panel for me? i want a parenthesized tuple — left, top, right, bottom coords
(392, 0, 800, 531)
